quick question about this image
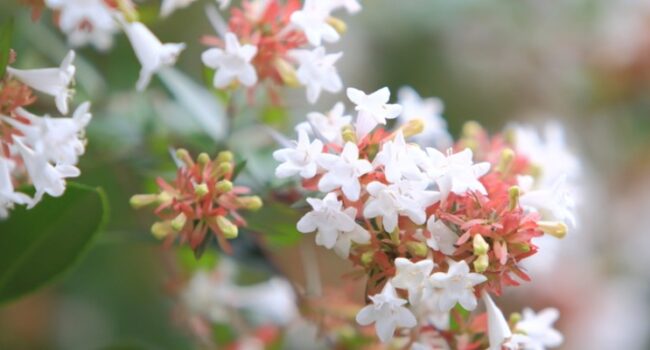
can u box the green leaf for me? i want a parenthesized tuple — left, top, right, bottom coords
(244, 201, 302, 247)
(0, 183, 109, 304)
(0, 17, 14, 78)
(232, 159, 247, 181)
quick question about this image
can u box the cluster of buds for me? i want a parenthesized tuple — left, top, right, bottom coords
(130, 149, 263, 254)
(273, 85, 576, 348)
(0, 49, 91, 219)
(201, 0, 360, 104)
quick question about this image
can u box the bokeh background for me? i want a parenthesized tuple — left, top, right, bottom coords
(1, 0, 649, 349)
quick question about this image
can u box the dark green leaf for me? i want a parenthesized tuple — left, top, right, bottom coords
(244, 201, 302, 247)
(0, 17, 14, 78)
(0, 183, 109, 304)
(232, 159, 247, 181)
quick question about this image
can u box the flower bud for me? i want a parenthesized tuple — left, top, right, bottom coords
(400, 118, 425, 138)
(197, 152, 211, 166)
(217, 151, 233, 164)
(508, 186, 520, 211)
(497, 148, 515, 174)
(216, 180, 233, 193)
(194, 183, 209, 197)
(473, 234, 490, 255)
(215, 162, 233, 178)
(341, 125, 356, 143)
(538, 221, 567, 239)
(509, 312, 522, 326)
(129, 194, 158, 209)
(360, 251, 374, 266)
(171, 213, 187, 231)
(151, 221, 172, 239)
(326, 16, 347, 34)
(406, 241, 428, 258)
(462, 121, 482, 139)
(274, 58, 300, 87)
(175, 148, 194, 167)
(237, 196, 263, 211)
(216, 216, 238, 239)
(473, 253, 489, 273)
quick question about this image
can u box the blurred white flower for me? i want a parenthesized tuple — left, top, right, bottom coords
(202, 32, 258, 89)
(13, 138, 80, 205)
(373, 131, 427, 183)
(304, 102, 352, 145)
(326, 0, 361, 14)
(290, 46, 343, 104)
(291, 0, 340, 46)
(273, 129, 323, 179)
(364, 180, 440, 233)
(397, 86, 451, 150)
(519, 175, 576, 227)
(7, 50, 76, 115)
(6, 103, 91, 165)
(160, 0, 198, 17)
(482, 292, 512, 350)
(356, 282, 417, 342)
(421, 148, 490, 200)
(515, 308, 563, 350)
(317, 142, 372, 201)
(425, 217, 457, 255)
(347, 87, 402, 138)
(234, 277, 298, 326)
(0, 157, 31, 219)
(297, 192, 358, 249)
(120, 19, 186, 91)
(182, 271, 231, 323)
(428, 260, 486, 311)
(45, 0, 118, 51)
(391, 257, 434, 304)
(217, 0, 231, 10)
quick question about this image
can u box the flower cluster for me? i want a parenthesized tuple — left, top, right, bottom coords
(0, 50, 91, 219)
(130, 149, 263, 254)
(201, 0, 360, 103)
(273, 85, 578, 347)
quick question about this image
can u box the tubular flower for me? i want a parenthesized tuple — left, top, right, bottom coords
(44, 0, 120, 51)
(130, 149, 263, 254)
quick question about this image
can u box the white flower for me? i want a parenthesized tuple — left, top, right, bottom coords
(202, 32, 258, 89)
(326, 0, 362, 14)
(317, 142, 372, 201)
(0, 157, 31, 219)
(512, 122, 580, 187)
(13, 138, 80, 205)
(273, 129, 323, 179)
(6, 103, 91, 165)
(305, 102, 352, 145)
(182, 270, 232, 323)
(7, 50, 76, 115)
(425, 216, 458, 255)
(217, 0, 232, 10)
(518, 175, 576, 227)
(397, 86, 451, 150)
(160, 0, 198, 17)
(373, 131, 427, 183)
(233, 277, 299, 326)
(120, 19, 186, 91)
(290, 0, 340, 46)
(333, 215, 370, 258)
(391, 257, 434, 304)
(428, 260, 486, 312)
(296, 193, 356, 249)
(364, 180, 440, 233)
(356, 282, 417, 343)
(515, 308, 563, 350)
(290, 46, 343, 104)
(347, 87, 402, 138)
(503, 334, 537, 350)
(482, 292, 513, 350)
(421, 148, 490, 200)
(45, 0, 119, 51)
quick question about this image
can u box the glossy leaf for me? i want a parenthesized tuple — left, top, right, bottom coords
(0, 183, 109, 304)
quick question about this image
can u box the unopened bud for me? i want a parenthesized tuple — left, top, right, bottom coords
(197, 152, 211, 165)
(400, 118, 425, 138)
(216, 180, 233, 193)
(176, 149, 194, 167)
(509, 312, 522, 325)
(497, 148, 515, 174)
(194, 183, 209, 197)
(215, 162, 233, 177)
(462, 121, 482, 138)
(158, 191, 173, 205)
(217, 151, 233, 164)
(341, 125, 356, 143)
(216, 216, 238, 239)
(151, 221, 172, 239)
(406, 241, 428, 258)
(360, 251, 374, 266)
(327, 16, 347, 34)
(171, 213, 187, 231)
(473, 234, 490, 255)
(538, 221, 568, 239)
(274, 58, 300, 87)
(129, 194, 158, 209)
(473, 253, 489, 273)
(237, 196, 263, 211)
(508, 186, 520, 211)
